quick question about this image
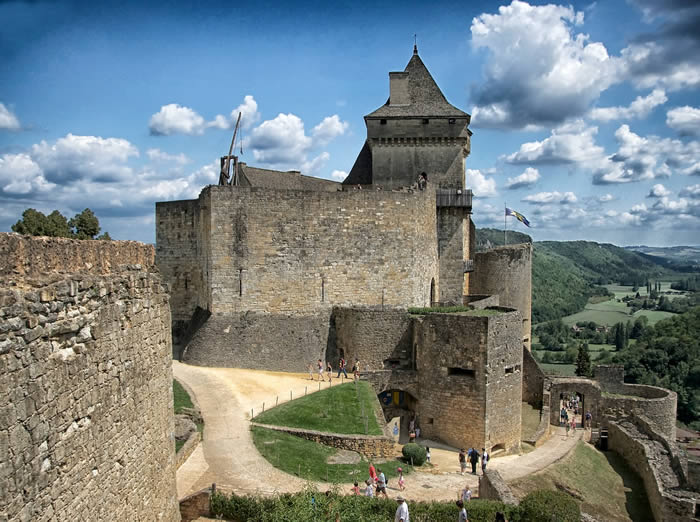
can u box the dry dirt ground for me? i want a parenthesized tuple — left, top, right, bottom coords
(173, 361, 584, 503)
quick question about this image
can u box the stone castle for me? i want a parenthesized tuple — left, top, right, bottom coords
(156, 46, 532, 455)
(2, 48, 699, 522)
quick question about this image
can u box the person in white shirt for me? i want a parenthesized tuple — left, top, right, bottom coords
(395, 496, 409, 522)
(456, 499, 468, 521)
(365, 479, 374, 498)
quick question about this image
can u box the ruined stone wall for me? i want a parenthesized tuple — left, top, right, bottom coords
(333, 308, 412, 371)
(203, 185, 439, 314)
(478, 470, 519, 505)
(155, 199, 205, 332)
(608, 419, 697, 521)
(601, 384, 677, 440)
(471, 244, 532, 350)
(0, 233, 179, 522)
(484, 310, 523, 454)
(182, 312, 331, 371)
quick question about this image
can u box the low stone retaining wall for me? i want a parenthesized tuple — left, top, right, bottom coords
(251, 422, 395, 459)
(179, 486, 212, 522)
(478, 469, 519, 505)
(176, 430, 201, 470)
(523, 406, 551, 448)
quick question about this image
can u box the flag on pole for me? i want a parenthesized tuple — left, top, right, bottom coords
(505, 207, 530, 227)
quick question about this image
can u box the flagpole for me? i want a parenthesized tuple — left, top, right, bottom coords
(504, 203, 507, 246)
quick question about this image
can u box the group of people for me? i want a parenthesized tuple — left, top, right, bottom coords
(560, 394, 594, 437)
(309, 357, 360, 382)
(458, 447, 488, 475)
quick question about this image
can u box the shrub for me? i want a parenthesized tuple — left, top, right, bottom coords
(518, 490, 580, 522)
(401, 443, 427, 466)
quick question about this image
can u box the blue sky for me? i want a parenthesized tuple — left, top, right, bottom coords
(1, 0, 699, 246)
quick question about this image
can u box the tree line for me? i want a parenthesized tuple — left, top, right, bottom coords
(11, 208, 111, 240)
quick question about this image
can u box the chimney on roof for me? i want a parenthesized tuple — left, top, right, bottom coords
(389, 71, 409, 106)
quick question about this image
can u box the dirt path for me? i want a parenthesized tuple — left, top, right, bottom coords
(174, 362, 584, 502)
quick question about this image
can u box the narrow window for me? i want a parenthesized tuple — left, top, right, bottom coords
(321, 278, 325, 302)
(422, 119, 429, 124)
(505, 366, 514, 375)
(448, 367, 475, 377)
(239, 269, 243, 296)
(380, 119, 387, 125)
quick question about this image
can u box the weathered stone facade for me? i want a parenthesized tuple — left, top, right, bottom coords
(0, 233, 179, 522)
(339, 308, 523, 454)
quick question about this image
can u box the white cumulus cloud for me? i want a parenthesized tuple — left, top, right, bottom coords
(647, 183, 671, 198)
(470, 1, 623, 129)
(146, 148, 189, 165)
(680, 184, 700, 199)
(248, 113, 312, 165)
(209, 95, 261, 131)
(0, 153, 54, 194)
(590, 89, 667, 122)
(506, 167, 540, 189)
(466, 169, 497, 197)
(149, 104, 207, 135)
(666, 106, 700, 136)
(312, 115, 349, 146)
(331, 170, 347, 181)
(0, 103, 20, 130)
(31, 134, 139, 183)
(504, 122, 604, 165)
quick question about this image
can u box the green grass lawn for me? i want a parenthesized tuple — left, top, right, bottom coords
(251, 426, 408, 483)
(253, 381, 382, 435)
(562, 295, 676, 327)
(538, 363, 577, 376)
(510, 441, 652, 522)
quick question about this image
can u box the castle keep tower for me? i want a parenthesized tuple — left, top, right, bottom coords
(344, 45, 474, 303)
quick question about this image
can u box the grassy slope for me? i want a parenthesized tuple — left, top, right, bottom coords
(251, 426, 407, 483)
(510, 441, 653, 522)
(173, 378, 198, 452)
(253, 381, 382, 436)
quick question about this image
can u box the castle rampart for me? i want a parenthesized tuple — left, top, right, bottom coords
(0, 233, 179, 521)
(470, 244, 532, 350)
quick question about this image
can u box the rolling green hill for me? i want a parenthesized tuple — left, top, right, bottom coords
(476, 229, 684, 322)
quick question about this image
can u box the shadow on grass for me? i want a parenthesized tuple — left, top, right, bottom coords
(602, 451, 654, 522)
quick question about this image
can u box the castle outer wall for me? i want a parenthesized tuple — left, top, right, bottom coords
(0, 234, 179, 522)
(157, 185, 440, 370)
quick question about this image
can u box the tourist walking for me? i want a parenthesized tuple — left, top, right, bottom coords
(317, 359, 324, 381)
(394, 496, 409, 522)
(397, 467, 405, 491)
(570, 416, 576, 433)
(585, 410, 592, 429)
(458, 448, 467, 475)
(456, 500, 468, 522)
(336, 357, 348, 379)
(352, 359, 360, 381)
(351, 482, 360, 495)
(368, 462, 377, 484)
(425, 446, 431, 464)
(481, 448, 489, 472)
(326, 361, 333, 382)
(469, 447, 480, 475)
(376, 469, 388, 498)
(364, 479, 374, 497)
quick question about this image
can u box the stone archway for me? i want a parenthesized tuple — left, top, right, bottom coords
(378, 389, 418, 444)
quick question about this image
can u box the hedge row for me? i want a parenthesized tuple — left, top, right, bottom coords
(210, 487, 578, 522)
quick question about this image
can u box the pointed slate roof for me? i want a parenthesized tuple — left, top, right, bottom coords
(366, 49, 470, 119)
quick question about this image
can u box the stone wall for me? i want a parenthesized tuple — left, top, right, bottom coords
(250, 423, 395, 459)
(179, 488, 211, 522)
(413, 310, 522, 453)
(471, 244, 532, 350)
(182, 312, 332, 371)
(522, 346, 544, 407)
(0, 233, 179, 522)
(436, 208, 468, 304)
(478, 469, 519, 505)
(334, 308, 412, 371)
(156, 199, 205, 333)
(608, 419, 697, 521)
(601, 384, 677, 440)
(159, 185, 440, 319)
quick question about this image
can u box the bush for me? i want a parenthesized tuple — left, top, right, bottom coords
(518, 490, 580, 522)
(401, 443, 427, 466)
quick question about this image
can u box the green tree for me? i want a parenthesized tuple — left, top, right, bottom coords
(12, 208, 50, 236)
(69, 208, 101, 239)
(46, 210, 73, 237)
(97, 231, 112, 241)
(575, 344, 592, 377)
